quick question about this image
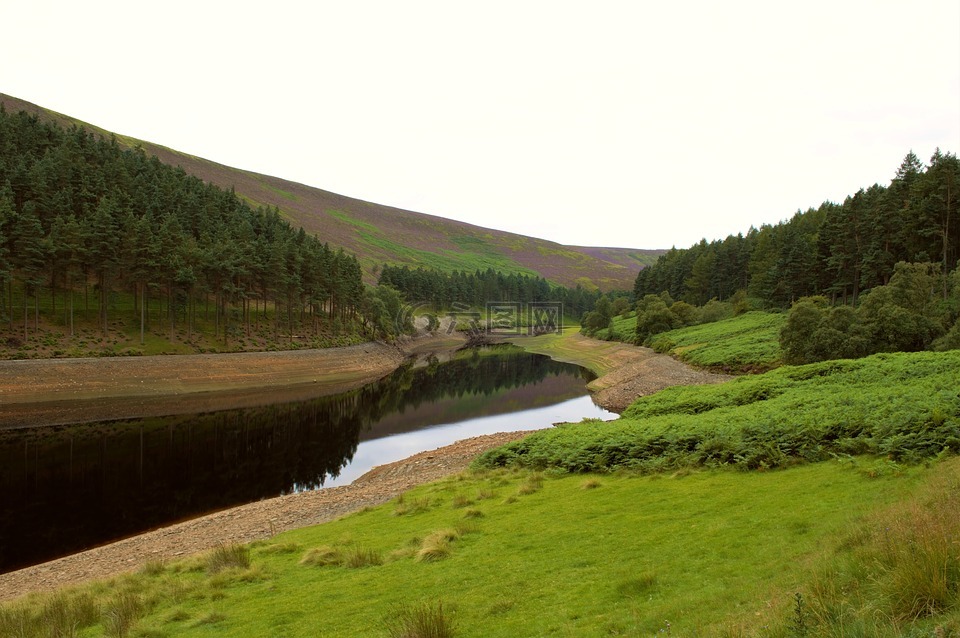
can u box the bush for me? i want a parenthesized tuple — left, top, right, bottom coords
(858, 283, 943, 352)
(782, 264, 954, 365)
(780, 298, 871, 364)
(668, 301, 699, 326)
(933, 317, 960, 351)
(730, 289, 750, 316)
(699, 298, 733, 323)
(635, 295, 679, 343)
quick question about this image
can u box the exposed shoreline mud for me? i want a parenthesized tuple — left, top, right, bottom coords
(0, 342, 409, 429)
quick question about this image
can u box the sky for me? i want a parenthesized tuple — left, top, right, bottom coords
(3, 1, 959, 250)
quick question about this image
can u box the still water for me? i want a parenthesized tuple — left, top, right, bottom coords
(0, 346, 613, 573)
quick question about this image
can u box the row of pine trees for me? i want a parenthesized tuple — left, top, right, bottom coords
(634, 151, 960, 307)
(0, 107, 367, 343)
(377, 264, 604, 321)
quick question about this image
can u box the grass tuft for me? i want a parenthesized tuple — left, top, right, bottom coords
(192, 611, 227, 627)
(450, 494, 474, 509)
(394, 496, 434, 517)
(807, 457, 960, 630)
(581, 478, 602, 490)
(516, 474, 544, 495)
(343, 545, 384, 568)
(139, 560, 166, 576)
(257, 542, 302, 555)
(474, 488, 497, 501)
(299, 546, 344, 567)
(206, 543, 251, 574)
(166, 609, 191, 623)
(102, 591, 144, 638)
(39, 591, 98, 637)
(385, 600, 456, 638)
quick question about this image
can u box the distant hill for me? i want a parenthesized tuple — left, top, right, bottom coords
(0, 94, 664, 291)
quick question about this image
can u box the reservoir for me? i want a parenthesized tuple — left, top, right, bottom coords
(0, 346, 613, 573)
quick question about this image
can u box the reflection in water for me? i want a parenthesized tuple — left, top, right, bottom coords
(0, 347, 598, 572)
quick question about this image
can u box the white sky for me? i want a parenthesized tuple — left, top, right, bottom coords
(3, 1, 959, 250)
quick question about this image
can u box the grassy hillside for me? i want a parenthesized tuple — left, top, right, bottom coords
(0, 94, 662, 290)
(3, 457, 954, 636)
(594, 310, 786, 372)
(476, 349, 960, 473)
(646, 311, 786, 372)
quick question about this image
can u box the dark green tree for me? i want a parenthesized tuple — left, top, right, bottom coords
(635, 294, 680, 343)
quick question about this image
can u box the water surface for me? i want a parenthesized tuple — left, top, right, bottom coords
(0, 347, 612, 572)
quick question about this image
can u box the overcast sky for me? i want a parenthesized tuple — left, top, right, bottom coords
(3, 1, 959, 250)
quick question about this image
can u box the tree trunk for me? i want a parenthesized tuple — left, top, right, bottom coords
(187, 291, 193, 342)
(99, 271, 108, 337)
(140, 281, 146, 345)
(944, 182, 952, 299)
(22, 284, 28, 342)
(50, 269, 57, 318)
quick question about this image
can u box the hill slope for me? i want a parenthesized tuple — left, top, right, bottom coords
(0, 94, 662, 290)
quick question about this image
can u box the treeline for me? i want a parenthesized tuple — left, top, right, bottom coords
(780, 261, 960, 364)
(377, 264, 603, 320)
(0, 106, 368, 344)
(634, 151, 960, 307)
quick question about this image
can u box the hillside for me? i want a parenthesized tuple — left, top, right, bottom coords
(0, 94, 661, 290)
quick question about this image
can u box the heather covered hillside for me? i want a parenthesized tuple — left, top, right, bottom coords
(0, 94, 659, 290)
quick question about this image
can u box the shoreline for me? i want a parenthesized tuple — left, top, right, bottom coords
(0, 336, 468, 429)
(0, 331, 732, 601)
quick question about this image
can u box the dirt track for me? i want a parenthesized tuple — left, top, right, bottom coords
(0, 333, 732, 601)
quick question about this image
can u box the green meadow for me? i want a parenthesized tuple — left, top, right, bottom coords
(5, 459, 954, 637)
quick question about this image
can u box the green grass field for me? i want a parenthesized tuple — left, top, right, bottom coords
(4, 460, 951, 637)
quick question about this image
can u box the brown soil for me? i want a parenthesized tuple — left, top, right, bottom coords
(0, 331, 731, 602)
(588, 347, 733, 412)
(0, 343, 409, 429)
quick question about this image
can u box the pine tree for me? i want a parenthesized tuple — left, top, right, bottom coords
(85, 196, 120, 335)
(11, 204, 47, 339)
(912, 149, 960, 296)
